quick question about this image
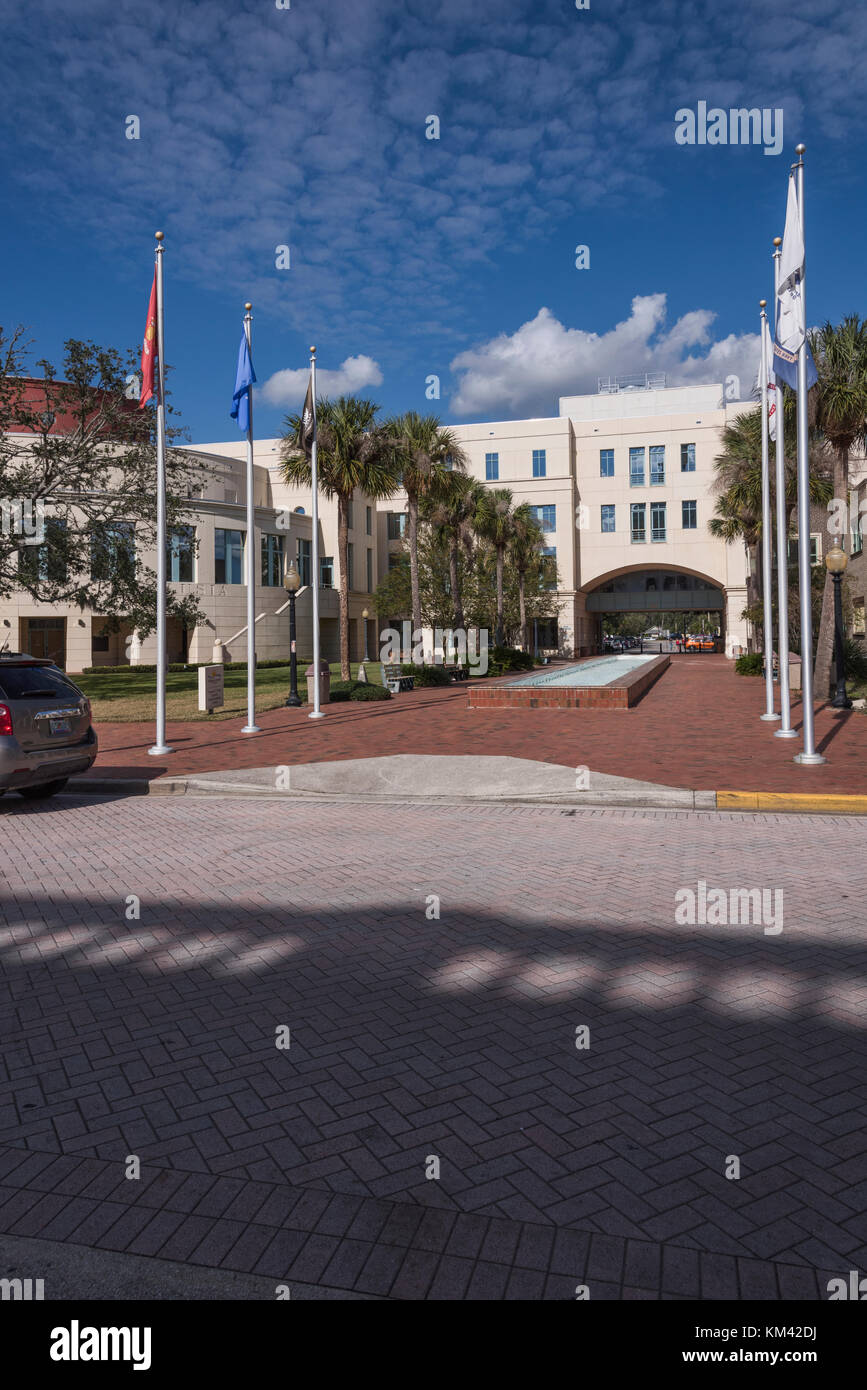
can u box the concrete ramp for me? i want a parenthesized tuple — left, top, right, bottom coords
(177, 754, 716, 809)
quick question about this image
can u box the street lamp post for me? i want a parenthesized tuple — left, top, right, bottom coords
(361, 607, 370, 663)
(283, 561, 302, 707)
(825, 538, 852, 710)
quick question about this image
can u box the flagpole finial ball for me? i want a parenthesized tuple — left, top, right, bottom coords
(759, 300, 766, 309)
(310, 346, 316, 355)
(154, 231, 164, 242)
(795, 143, 805, 155)
(245, 302, 252, 311)
(773, 237, 782, 247)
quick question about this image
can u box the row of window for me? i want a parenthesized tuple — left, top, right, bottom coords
(20, 524, 375, 592)
(481, 445, 697, 483)
(603, 502, 698, 540)
(485, 450, 549, 481)
(601, 444, 696, 482)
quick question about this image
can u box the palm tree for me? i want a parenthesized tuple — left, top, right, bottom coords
(509, 503, 547, 650)
(474, 487, 518, 648)
(710, 404, 830, 650)
(808, 317, 867, 695)
(281, 395, 399, 680)
(423, 473, 485, 630)
(385, 413, 467, 650)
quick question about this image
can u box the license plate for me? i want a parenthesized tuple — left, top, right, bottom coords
(49, 718, 71, 736)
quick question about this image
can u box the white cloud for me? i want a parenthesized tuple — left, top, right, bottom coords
(260, 354, 384, 408)
(448, 298, 759, 418)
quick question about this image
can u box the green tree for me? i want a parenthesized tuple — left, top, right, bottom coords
(423, 473, 485, 630)
(385, 412, 467, 647)
(508, 503, 547, 649)
(281, 395, 399, 679)
(473, 487, 518, 647)
(0, 326, 206, 639)
(809, 317, 867, 695)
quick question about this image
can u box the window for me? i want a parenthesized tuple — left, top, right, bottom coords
(91, 522, 136, 582)
(387, 512, 407, 539)
(650, 445, 665, 485)
(532, 449, 546, 478)
(629, 448, 645, 487)
(346, 542, 354, 589)
(297, 537, 311, 587)
(320, 555, 334, 587)
(852, 505, 864, 555)
(365, 505, 372, 536)
(600, 449, 614, 478)
(681, 443, 696, 472)
(18, 517, 67, 586)
(366, 548, 373, 592)
(346, 499, 354, 530)
(529, 504, 556, 532)
(541, 546, 557, 589)
(631, 503, 646, 543)
(787, 535, 822, 566)
(682, 500, 697, 530)
(651, 501, 666, 542)
(485, 452, 499, 481)
(261, 533, 284, 586)
(535, 618, 558, 649)
(168, 526, 195, 583)
(215, 528, 244, 584)
(853, 599, 865, 636)
(601, 504, 615, 533)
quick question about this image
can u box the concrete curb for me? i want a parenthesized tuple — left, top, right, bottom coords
(64, 775, 867, 815)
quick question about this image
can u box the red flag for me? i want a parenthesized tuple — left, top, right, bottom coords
(139, 270, 157, 408)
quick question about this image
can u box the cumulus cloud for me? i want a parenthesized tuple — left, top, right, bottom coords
(449, 298, 759, 418)
(261, 354, 383, 408)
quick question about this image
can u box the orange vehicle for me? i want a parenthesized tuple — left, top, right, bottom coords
(685, 634, 715, 652)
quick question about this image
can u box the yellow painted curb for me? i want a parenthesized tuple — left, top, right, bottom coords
(717, 790, 867, 815)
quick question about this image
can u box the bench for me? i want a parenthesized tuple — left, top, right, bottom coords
(446, 665, 470, 682)
(381, 662, 414, 693)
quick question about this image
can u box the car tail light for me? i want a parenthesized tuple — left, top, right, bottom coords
(0, 704, 12, 737)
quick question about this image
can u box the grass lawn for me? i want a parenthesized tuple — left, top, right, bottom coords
(76, 662, 383, 722)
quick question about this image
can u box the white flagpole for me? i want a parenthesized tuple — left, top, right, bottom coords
(759, 299, 779, 722)
(148, 230, 173, 757)
(309, 345, 324, 719)
(241, 302, 260, 733)
(772, 238, 797, 739)
(792, 145, 825, 764)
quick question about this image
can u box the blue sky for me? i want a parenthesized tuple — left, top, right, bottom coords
(1, 0, 865, 442)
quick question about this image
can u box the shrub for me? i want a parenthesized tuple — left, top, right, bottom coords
(735, 652, 764, 677)
(80, 659, 303, 675)
(400, 663, 451, 687)
(844, 637, 867, 682)
(328, 680, 390, 703)
(490, 646, 534, 671)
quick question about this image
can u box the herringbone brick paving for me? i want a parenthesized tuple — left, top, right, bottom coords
(83, 656, 867, 793)
(1, 796, 865, 1298)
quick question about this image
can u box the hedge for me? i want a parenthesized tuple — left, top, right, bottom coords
(81, 659, 309, 675)
(328, 680, 391, 703)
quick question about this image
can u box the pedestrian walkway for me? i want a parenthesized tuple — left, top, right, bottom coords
(82, 658, 867, 794)
(0, 796, 864, 1299)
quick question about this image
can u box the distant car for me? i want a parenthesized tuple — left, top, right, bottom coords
(685, 635, 715, 652)
(0, 653, 97, 799)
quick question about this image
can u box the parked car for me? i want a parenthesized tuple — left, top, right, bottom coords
(0, 653, 97, 799)
(685, 635, 715, 652)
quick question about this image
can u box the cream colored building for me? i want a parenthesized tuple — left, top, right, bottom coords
(377, 380, 752, 658)
(2, 378, 762, 671)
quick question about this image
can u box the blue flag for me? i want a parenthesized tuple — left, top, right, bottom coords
(230, 329, 256, 433)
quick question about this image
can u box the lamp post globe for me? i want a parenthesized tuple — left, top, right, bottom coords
(284, 562, 302, 707)
(361, 607, 370, 663)
(825, 538, 852, 710)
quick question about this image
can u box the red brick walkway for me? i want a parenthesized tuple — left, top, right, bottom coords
(83, 656, 867, 794)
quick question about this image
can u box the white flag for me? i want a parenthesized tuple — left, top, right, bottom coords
(776, 173, 805, 356)
(764, 318, 777, 442)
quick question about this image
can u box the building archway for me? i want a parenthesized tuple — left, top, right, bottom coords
(582, 564, 727, 652)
